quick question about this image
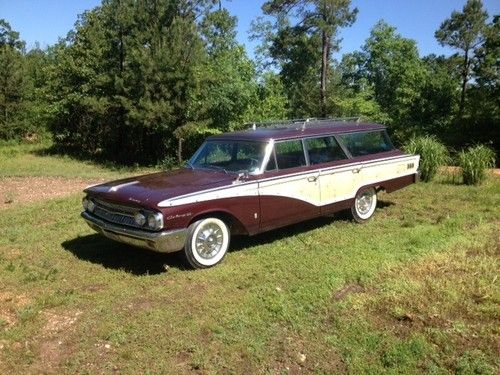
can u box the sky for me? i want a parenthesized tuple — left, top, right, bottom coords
(1, 0, 499, 58)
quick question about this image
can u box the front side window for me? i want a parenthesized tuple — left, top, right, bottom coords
(189, 141, 266, 173)
(305, 136, 347, 165)
(274, 140, 306, 170)
(337, 131, 394, 157)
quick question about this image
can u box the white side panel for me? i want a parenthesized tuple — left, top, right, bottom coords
(258, 171, 320, 206)
(319, 164, 361, 204)
(319, 155, 420, 205)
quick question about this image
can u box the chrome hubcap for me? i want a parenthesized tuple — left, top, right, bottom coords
(356, 192, 373, 215)
(195, 223, 224, 259)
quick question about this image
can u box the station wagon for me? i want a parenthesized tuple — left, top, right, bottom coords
(82, 119, 420, 268)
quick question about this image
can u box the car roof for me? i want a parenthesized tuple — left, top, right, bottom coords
(208, 121, 387, 142)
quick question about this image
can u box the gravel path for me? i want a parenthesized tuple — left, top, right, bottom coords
(0, 177, 102, 210)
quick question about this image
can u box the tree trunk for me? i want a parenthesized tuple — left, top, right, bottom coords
(177, 137, 183, 163)
(459, 48, 470, 119)
(320, 30, 329, 117)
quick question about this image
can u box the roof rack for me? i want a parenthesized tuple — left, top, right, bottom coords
(246, 116, 362, 131)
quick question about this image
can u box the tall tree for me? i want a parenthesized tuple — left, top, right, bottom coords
(473, 15, 499, 91)
(198, 8, 256, 130)
(262, 0, 357, 116)
(0, 19, 26, 139)
(435, 0, 488, 117)
(48, 0, 218, 163)
(340, 21, 430, 137)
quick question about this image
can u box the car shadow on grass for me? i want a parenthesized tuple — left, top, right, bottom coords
(377, 199, 395, 209)
(62, 234, 188, 275)
(230, 202, 394, 252)
(64, 205, 393, 274)
(230, 215, 344, 252)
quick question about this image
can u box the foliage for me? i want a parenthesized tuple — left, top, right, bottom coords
(195, 9, 257, 131)
(242, 72, 290, 123)
(261, 0, 357, 116)
(457, 144, 495, 185)
(418, 55, 460, 133)
(435, 0, 489, 117)
(44, 1, 260, 164)
(0, 20, 27, 139)
(403, 136, 450, 182)
(328, 85, 389, 124)
(344, 21, 429, 135)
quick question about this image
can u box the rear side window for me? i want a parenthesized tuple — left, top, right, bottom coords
(337, 131, 394, 157)
(275, 140, 306, 169)
(305, 136, 347, 165)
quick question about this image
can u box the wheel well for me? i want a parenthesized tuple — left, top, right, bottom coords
(188, 211, 248, 235)
(356, 184, 384, 196)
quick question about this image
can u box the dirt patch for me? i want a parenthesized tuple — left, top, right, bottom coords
(440, 166, 500, 177)
(0, 176, 103, 209)
(42, 310, 82, 335)
(27, 310, 83, 374)
(0, 291, 31, 329)
(333, 282, 366, 301)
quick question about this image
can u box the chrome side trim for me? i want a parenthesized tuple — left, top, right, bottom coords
(81, 212, 186, 253)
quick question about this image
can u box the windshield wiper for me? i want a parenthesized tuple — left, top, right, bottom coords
(205, 164, 229, 174)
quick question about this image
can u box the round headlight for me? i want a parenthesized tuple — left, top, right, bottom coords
(147, 213, 163, 230)
(82, 197, 89, 211)
(134, 212, 146, 226)
(87, 199, 95, 213)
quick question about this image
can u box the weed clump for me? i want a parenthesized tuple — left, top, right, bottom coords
(403, 136, 449, 182)
(457, 145, 495, 185)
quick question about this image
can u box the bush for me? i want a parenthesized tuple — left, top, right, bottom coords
(403, 136, 450, 182)
(457, 145, 496, 185)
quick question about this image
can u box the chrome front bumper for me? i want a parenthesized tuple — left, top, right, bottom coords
(81, 211, 187, 253)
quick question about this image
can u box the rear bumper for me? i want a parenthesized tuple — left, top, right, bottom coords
(81, 211, 186, 253)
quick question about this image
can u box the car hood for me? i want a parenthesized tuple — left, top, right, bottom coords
(84, 168, 236, 208)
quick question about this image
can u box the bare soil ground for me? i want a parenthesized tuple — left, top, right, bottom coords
(0, 177, 102, 210)
(441, 166, 500, 176)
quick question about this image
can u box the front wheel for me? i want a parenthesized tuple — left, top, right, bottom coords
(184, 217, 230, 269)
(350, 187, 377, 223)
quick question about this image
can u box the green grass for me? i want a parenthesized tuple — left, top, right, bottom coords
(0, 140, 154, 179)
(0, 143, 499, 374)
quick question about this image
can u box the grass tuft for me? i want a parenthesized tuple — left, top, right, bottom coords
(458, 144, 496, 185)
(403, 135, 450, 182)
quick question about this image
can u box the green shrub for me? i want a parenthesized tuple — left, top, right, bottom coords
(457, 145, 496, 185)
(403, 136, 450, 182)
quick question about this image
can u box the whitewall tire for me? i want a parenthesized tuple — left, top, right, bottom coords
(184, 217, 230, 269)
(350, 187, 377, 223)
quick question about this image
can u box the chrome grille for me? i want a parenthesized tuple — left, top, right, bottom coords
(92, 199, 141, 229)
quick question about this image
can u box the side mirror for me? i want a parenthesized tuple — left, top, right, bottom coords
(233, 172, 249, 184)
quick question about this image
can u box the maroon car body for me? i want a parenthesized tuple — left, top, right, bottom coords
(82, 120, 420, 268)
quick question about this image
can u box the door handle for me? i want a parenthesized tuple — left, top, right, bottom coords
(352, 168, 361, 174)
(307, 176, 318, 182)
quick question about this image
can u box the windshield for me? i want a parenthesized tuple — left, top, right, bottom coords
(189, 140, 267, 174)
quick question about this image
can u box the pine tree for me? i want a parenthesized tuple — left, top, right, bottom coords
(435, 0, 488, 118)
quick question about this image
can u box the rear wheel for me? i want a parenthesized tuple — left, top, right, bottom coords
(184, 217, 230, 269)
(350, 187, 377, 223)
